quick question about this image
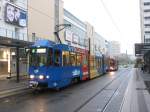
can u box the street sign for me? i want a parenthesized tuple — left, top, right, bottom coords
(135, 43, 150, 56)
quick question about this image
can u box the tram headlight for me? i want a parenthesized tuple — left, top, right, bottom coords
(39, 75, 44, 80)
(46, 75, 50, 79)
(110, 67, 113, 70)
(30, 75, 35, 79)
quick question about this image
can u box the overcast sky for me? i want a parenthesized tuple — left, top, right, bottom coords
(63, 0, 141, 55)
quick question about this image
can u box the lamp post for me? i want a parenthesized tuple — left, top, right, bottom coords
(54, 24, 71, 44)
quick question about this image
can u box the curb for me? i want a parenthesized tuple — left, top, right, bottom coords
(0, 87, 32, 99)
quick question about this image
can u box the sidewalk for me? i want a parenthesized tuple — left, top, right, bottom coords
(121, 68, 150, 112)
(0, 75, 30, 98)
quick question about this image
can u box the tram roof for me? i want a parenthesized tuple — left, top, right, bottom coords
(32, 40, 88, 53)
(32, 40, 55, 47)
(54, 44, 88, 54)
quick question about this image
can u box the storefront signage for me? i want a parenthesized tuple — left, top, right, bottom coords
(72, 34, 79, 44)
(135, 43, 150, 56)
(5, 3, 27, 27)
(65, 30, 72, 42)
(79, 37, 85, 46)
(65, 30, 86, 47)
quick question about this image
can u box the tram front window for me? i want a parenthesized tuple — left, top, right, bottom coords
(110, 60, 115, 66)
(30, 48, 47, 67)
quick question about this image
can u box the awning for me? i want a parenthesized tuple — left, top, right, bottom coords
(0, 36, 33, 47)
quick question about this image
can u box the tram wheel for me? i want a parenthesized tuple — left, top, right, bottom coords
(55, 87, 61, 91)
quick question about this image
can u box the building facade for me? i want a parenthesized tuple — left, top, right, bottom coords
(0, 0, 110, 79)
(0, 0, 28, 76)
(28, 0, 107, 55)
(63, 9, 88, 49)
(0, 0, 27, 41)
(140, 0, 150, 43)
(28, 0, 64, 42)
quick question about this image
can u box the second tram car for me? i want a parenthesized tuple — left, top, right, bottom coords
(107, 58, 118, 71)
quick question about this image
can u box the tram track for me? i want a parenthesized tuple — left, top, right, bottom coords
(74, 69, 131, 112)
(101, 69, 131, 112)
(0, 68, 131, 112)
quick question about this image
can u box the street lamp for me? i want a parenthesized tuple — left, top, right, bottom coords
(54, 24, 71, 44)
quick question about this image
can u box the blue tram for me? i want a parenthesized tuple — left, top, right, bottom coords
(27, 40, 107, 89)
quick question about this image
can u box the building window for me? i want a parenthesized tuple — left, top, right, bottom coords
(144, 17, 150, 20)
(145, 24, 150, 27)
(145, 31, 150, 34)
(145, 38, 150, 43)
(144, 9, 150, 12)
(9, 0, 15, 3)
(144, 2, 150, 5)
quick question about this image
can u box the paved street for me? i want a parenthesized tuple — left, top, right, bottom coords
(0, 68, 132, 112)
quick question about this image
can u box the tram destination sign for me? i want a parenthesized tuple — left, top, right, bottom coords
(135, 43, 150, 56)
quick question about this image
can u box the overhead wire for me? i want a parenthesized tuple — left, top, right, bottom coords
(98, 0, 122, 36)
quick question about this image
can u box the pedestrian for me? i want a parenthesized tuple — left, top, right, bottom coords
(141, 65, 144, 72)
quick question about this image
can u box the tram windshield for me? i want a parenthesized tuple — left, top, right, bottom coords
(110, 59, 115, 66)
(29, 48, 47, 67)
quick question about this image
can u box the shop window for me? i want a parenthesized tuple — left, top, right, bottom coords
(70, 52, 76, 66)
(62, 51, 70, 66)
(54, 50, 61, 66)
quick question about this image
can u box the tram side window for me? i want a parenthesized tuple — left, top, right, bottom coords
(96, 58, 99, 68)
(82, 55, 88, 65)
(62, 51, 70, 66)
(54, 50, 61, 66)
(93, 57, 96, 68)
(97, 58, 101, 68)
(99, 58, 102, 68)
(70, 52, 76, 66)
(90, 56, 94, 69)
(77, 54, 82, 66)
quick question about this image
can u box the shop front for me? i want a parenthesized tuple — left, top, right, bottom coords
(0, 37, 32, 81)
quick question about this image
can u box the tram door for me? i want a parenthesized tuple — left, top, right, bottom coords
(54, 49, 61, 66)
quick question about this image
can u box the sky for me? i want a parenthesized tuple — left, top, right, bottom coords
(63, 0, 141, 55)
